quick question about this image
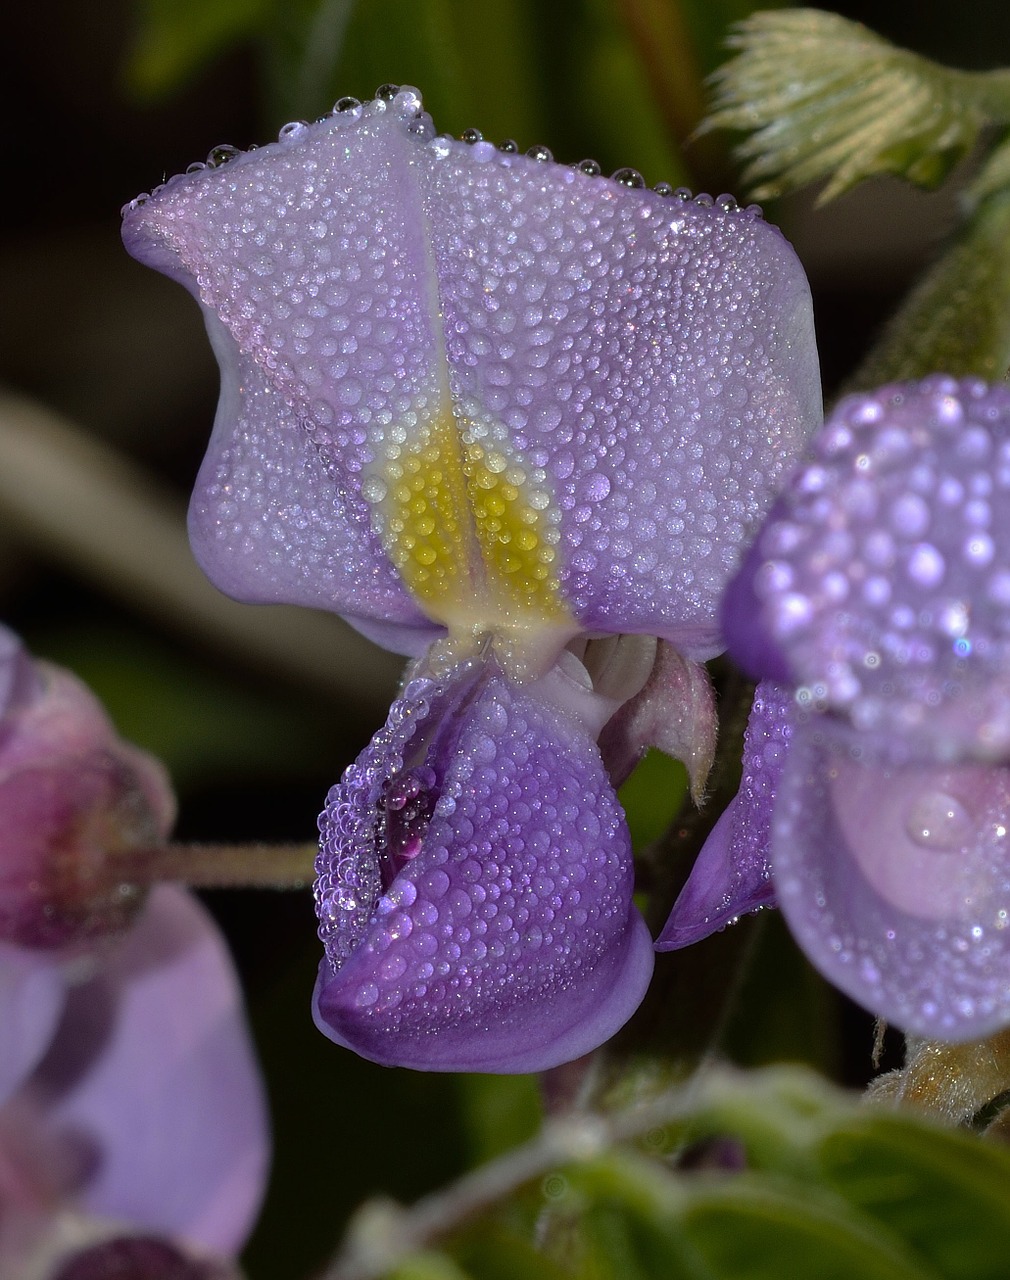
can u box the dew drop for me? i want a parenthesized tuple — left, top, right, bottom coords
(376, 83, 400, 101)
(206, 144, 241, 168)
(611, 167, 645, 189)
(904, 791, 973, 852)
(462, 127, 483, 144)
(577, 158, 602, 176)
(526, 144, 553, 162)
(361, 475, 388, 504)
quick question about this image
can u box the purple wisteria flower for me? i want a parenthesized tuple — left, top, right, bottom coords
(686, 376, 1010, 1041)
(122, 86, 820, 1071)
(0, 627, 268, 1275)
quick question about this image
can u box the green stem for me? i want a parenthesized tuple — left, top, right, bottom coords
(846, 190, 1010, 390)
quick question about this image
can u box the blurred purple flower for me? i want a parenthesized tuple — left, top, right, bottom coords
(701, 376, 1010, 1041)
(122, 86, 820, 1071)
(0, 628, 268, 1275)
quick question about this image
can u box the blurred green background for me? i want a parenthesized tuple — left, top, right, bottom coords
(4, 2, 1010, 1274)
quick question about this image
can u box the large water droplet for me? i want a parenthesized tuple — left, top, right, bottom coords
(904, 791, 973, 852)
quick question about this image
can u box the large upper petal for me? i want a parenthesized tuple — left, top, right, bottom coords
(313, 658, 654, 1072)
(123, 88, 820, 660)
(26, 886, 268, 1254)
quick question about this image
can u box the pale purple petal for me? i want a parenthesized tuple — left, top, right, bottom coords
(724, 376, 1010, 756)
(427, 163, 821, 657)
(656, 681, 790, 949)
(0, 946, 64, 1104)
(30, 886, 268, 1254)
(124, 89, 820, 654)
(773, 713, 1010, 1040)
(313, 659, 654, 1072)
(187, 316, 434, 652)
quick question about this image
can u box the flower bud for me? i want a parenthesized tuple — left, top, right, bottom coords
(0, 627, 175, 950)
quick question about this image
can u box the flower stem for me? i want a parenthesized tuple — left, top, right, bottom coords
(123, 841, 318, 890)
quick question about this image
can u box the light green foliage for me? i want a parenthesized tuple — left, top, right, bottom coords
(705, 8, 1010, 202)
(349, 1068, 1010, 1280)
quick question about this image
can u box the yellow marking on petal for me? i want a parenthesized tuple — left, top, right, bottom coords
(371, 405, 571, 668)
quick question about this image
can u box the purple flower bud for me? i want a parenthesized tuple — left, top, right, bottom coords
(722, 377, 1010, 1040)
(0, 626, 175, 950)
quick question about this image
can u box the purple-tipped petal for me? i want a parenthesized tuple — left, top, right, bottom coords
(656, 681, 792, 949)
(0, 946, 65, 1104)
(313, 658, 654, 1072)
(31, 886, 268, 1254)
(773, 713, 1010, 1040)
(725, 376, 1010, 756)
(124, 89, 819, 655)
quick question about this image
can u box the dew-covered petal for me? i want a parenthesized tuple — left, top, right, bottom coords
(187, 317, 434, 653)
(124, 89, 819, 658)
(773, 713, 1010, 1040)
(29, 886, 268, 1254)
(656, 681, 790, 949)
(313, 659, 654, 1072)
(0, 946, 64, 1104)
(725, 376, 1010, 755)
(426, 155, 821, 658)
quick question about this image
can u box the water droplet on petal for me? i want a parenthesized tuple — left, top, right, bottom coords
(611, 167, 645, 189)
(904, 791, 973, 852)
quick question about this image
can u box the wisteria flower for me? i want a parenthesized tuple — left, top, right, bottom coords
(0, 627, 268, 1275)
(689, 376, 1010, 1042)
(122, 86, 820, 1071)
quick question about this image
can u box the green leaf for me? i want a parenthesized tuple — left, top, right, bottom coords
(819, 1114, 1010, 1279)
(455, 1225, 574, 1280)
(388, 1252, 474, 1280)
(683, 1181, 936, 1280)
(704, 9, 1010, 202)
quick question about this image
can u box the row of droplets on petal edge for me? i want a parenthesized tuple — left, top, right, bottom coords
(123, 83, 763, 220)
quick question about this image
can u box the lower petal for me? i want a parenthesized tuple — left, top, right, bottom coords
(656, 681, 790, 949)
(773, 715, 1010, 1040)
(313, 660, 654, 1072)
